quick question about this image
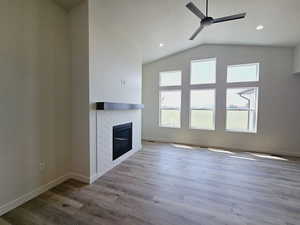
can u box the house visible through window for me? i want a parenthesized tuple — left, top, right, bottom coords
(158, 61, 259, 133)
(226, 88, 258, 132)
(226, 63, 260, 133)
(159, 71, 181, 128)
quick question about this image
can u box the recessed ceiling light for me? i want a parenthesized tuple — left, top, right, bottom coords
(256, 25, 264, 30)
(159, 43, 164, 47)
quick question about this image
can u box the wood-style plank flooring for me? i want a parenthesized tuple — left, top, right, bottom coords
(2, 141, 300, 225)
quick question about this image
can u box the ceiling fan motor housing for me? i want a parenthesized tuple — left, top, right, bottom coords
(186, 1, 246, 40)
(201, 17, 214, 26)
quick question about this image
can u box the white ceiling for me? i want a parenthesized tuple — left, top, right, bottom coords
(98, 0, 300, 63)
(54, 0, 300, 63)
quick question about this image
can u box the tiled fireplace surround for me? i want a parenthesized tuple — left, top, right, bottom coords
(95, 110, 142, 179)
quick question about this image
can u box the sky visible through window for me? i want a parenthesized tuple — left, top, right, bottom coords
(226, 87, 258, 132)
(191, 59, 216, 84)
(191, 89, 215, 109)
(227, 88, 257, 109)
(160, 71, 181, 86)
(227, 63, 259, 83)
(159, 61, 259, 132)
(190, 89, 215, 130)
(160, 91, 181, 108)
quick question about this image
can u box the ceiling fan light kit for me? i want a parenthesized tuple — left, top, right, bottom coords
(186, 0, 247, 40)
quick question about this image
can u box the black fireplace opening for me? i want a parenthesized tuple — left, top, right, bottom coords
(113, 122, 132, 160)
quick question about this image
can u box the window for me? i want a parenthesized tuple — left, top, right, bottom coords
(226, 62, 260, 133)
(157, 61, 260, 133)
(159, 71, 182, 128)
(191, 58, 216, 84)
(190, 89, 215, 130)
(160, 71, 181, 86)
(189, 58, 216, 130)
(226, 87, 258, 133)
(227, 63, 259, 83)
(159, 91, 181, 128)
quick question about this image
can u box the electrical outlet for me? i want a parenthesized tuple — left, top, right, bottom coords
(39, 162, 46, 171)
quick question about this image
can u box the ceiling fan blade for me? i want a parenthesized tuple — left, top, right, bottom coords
(186, 2, 206, 20)
(190, 25, 204, 40)
(213, 13, 246, 23)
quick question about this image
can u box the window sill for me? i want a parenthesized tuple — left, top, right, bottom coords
(189, 127, 215, 131)
(159, 125, 181, 129)
(226, 129, 257, 134)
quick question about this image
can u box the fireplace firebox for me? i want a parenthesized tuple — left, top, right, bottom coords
(113, 123, 132, 160)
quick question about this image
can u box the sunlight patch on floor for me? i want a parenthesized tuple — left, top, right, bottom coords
(171, 144, 197, 150)
(250, 153, 288, 161)
(208, 148, 235, 154)
(230, 155, 256, 161)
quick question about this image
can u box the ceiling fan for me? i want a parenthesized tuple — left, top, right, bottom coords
(186, 0, 246, 40)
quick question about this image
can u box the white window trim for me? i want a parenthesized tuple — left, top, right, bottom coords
(189, 88, 216, 131)
(159, 71, 182, 129)
(190, 57, 217, 85)
(225, 87, 259, 134)
(227, 63, 260, 83)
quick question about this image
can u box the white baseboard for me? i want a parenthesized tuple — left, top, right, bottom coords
(0, 172, 93, 216)
(0, 174, 70, 216)
(90, 145, 142, 184)
(0, 147, 143, 217)
(90, 172, 103, 184)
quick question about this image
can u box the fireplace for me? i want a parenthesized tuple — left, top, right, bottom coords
(113, 122, 133, 160)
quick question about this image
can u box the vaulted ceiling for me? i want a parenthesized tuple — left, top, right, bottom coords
(53, 0, 300, 63)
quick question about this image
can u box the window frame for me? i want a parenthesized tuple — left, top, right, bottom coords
(190, 57, 217, 85)
(225, 86, 259, 134)
(188, 57, 217, 131)
(225, 62, 260, 134)
(158, 71, 182, 128)
(227, 63, 260, 83)
(189, 88, 216, 131)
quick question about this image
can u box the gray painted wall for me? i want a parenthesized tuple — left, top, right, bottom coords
(70, 1, 90, 178)
(0, 0, 71, 207)
(142, 45, 300, 156)
(294, 45, 300, 74)
(0, 0, 143, 214)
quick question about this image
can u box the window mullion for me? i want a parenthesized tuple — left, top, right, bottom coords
(159, 86, 181, 91)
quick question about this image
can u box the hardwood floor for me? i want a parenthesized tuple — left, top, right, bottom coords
(1, 141, 300, 225)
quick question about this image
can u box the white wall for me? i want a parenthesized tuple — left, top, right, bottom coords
(88, 0, 142, 103)
(0, 0, 142, 214)
(70, 1, 90, 179)
(143, 45, 300, 157)
(88, 0, 142, 178)
(294, 45, 300, 74)
(0, 0, 71, 209)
